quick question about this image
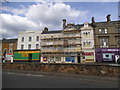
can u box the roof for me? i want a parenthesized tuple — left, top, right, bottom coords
(94, 20, 120, 26)
(2, 38, 18, 43)
(41, 30, 62, 34)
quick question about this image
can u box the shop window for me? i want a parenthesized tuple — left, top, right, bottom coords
(103, 53, 113, 61)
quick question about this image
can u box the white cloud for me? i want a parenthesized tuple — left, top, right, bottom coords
(1, 2, 88, 38)
(1, 14, 42, 38)
(25, 2, 88, 29)
(1, 0, 119, 2)
(1, 6, 27, 15)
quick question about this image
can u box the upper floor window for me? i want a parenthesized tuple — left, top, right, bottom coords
(9, 43, 13, 48)
(36, 36, 39, 41)
(21, 37, 24, 42)
(83, 41, 92, 47)
(100, 38, 109, 48)
(21, 45, 24, 50)
(29, 37, 32, 41)
(116, 28, 120, 33)
(36, 44, 39, 49)
(116, 38, 120, 47)
(83, 32, 90, 35)
(28, 44, 31, 49)
(99, 28, 108, 34)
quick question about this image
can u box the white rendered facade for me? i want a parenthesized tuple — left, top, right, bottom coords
(17, 30, 41, 50)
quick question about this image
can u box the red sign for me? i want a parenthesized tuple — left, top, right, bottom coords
(6, 53, 13, 55)
(82, 52, 94, 56)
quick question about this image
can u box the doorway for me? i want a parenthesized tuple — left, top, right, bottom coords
(28, 54, 32, 62)
(77, 54, 81, 63)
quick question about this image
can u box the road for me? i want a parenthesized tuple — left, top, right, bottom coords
(2, 71, 119, 88)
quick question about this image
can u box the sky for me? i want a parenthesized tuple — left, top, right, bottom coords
(0, 0, 119, 39)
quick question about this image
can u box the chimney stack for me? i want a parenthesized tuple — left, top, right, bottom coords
(63, 19, 66, 29)
(106, 14, 111, 22)
(91, 17, 96, 27)
(43, 27, 48, 32)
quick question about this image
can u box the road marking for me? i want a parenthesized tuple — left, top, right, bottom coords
(7, 72, 44, 77)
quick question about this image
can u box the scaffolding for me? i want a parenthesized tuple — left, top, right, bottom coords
(41, 23, 83, 63)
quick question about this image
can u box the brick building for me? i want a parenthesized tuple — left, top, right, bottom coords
(91, 15, 120, 63)
(1, 38, 18, 62)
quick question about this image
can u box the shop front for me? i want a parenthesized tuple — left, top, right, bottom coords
(13, 49, 41, 62)
(95, 48, 120, 63)
(82, 51, 95, 63)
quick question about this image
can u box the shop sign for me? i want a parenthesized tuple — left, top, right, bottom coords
(103, 53, 114, 61)
(43, 57, 47, 61)
(101, 48, 120, 52)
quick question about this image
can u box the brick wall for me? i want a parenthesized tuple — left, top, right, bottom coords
(2, 63, 119, 77)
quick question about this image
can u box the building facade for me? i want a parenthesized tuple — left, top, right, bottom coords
(13, 49, 41, 62)
(81, 22, 95, 63)
(1, 38, 18, 62)
(41, 20, 95, 63)
(92, 15, 120, 63)
(17, 30, 41, 50)
(14, 30, 42, 62)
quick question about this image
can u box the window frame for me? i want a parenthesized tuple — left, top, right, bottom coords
(100, 38, 109, 48)
(21, 44, 24, 50)
(98, 28, 108, 34)
(28, 44, 31, 49)
(29, 37, 32, 41)
(36, 44, 39, 49)
(36, 36, 39, 41)
(21, 37, 24, 42)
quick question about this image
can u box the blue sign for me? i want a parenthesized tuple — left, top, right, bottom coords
(65, 57, 75, 62)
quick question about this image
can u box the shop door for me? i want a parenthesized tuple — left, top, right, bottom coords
(28, 54, 32, 62)
(77, 54, 81, 63)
